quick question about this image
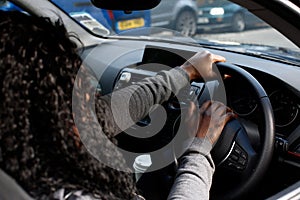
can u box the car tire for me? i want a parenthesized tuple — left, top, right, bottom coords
(232, 13, 245, 32)
(174, 10, 197, 36)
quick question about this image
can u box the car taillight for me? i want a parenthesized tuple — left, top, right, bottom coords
(107, 10, 114, 20)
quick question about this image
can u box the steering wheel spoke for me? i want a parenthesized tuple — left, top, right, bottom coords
(222, 126, 257, 174)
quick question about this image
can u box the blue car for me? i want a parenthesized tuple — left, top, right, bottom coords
(0, 0, 151, 34)
(197, 0, 266, 32)
(0, 0, 22, 11)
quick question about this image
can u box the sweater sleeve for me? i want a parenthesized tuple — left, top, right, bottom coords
(167, 138, 215, 200)
(99, 67, 190, 135)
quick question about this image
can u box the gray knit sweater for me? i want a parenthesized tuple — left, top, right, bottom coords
(103, 67, 215, 200)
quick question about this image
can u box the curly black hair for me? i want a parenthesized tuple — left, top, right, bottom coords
(0, 11, 137, 199)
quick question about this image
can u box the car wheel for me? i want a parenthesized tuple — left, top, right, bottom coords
(232, 13, 245, 32)
(174, 10, 197, 37)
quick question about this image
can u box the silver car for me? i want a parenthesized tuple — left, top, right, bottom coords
(151, 0, 198, 36)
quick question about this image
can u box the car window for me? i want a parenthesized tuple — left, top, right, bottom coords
(56, 1, 298, 49)
(2, 0, 299, 61)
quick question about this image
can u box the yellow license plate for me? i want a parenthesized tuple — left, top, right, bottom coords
(118, 18, 145, 30)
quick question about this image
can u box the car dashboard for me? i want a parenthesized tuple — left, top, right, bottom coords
(81, 40, 300, 198)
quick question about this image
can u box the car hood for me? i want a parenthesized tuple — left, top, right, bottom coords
(114, 31, 300, 66)
(197, 39, 300, 66)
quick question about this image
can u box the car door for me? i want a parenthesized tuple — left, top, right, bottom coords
(151, 0, 175, 27)
(241, 7, 265, 26)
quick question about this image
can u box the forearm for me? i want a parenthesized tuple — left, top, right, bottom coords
(99, 67, 190, 135)
(168, 138, 215, 200)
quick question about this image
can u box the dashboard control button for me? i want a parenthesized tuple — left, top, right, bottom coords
(234, 147, 242, 155)
(238, 158, 246, 166)
(241, 153, 247, 160)
(230, 154, 239, 161)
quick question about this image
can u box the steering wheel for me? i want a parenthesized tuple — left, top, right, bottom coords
(117, 61, 275, 200)
(208, 63, 275, 199)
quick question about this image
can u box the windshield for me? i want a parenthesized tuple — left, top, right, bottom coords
(2, 0, 299, 60)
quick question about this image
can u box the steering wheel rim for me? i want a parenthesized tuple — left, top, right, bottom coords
(210, 63, 275, 199)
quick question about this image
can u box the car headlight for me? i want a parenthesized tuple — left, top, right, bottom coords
(210, 7, 225, 15)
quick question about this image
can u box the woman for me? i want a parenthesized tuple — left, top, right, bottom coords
(0, 10, 232, 199)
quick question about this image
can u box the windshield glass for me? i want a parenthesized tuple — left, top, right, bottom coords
(2, 0, 299, 60)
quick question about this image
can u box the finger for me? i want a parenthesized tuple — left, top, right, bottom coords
(216, 108, 236, 125)
(226, 107, 238, 118)
(184, 102, 199, 136)
(203, 101, 221, 116)
(212, 54, 226, 63)
(187, 101, 196, 117)
(209, 101, 226, 115)
(225, 112, 236, 123)
(199, 100, 212, 114)
(226, 107, 233, 113)
(186, 101, 197, 114)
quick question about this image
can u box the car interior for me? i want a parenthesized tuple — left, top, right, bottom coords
(1, 0, 300, 199)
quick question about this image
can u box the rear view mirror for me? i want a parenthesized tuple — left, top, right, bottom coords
(91, 0, 161, 11)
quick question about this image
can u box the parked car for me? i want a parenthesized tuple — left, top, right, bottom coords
(0, 0, 151, 34)
(0, 0, 22, 11)
(52, 0, 151, 34)
(196, 0, 267, 32)
(150, 0, 198, 36)
(1, 0, 300, 199)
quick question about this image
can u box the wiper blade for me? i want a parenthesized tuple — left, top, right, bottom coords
(197, 40, 300, 66)
(198, 40, 300, 66)
(197, 39, 241, 47)
(244, 49, 300, 66)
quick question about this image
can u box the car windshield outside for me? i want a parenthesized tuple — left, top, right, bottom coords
(1, 0, 299, 64)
